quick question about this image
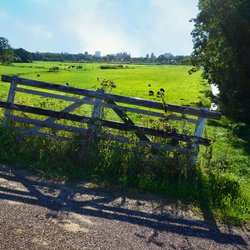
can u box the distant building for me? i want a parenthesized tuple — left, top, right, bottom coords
(95, 51, 101, 57)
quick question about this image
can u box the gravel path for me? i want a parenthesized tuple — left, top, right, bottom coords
(0, 164, 249, 249)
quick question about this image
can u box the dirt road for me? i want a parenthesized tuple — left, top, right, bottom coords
(0, 164, 249, 249)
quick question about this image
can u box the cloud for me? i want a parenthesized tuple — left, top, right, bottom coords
(149, 0, 198, 55)
(16, 22, 54, 39)
(59, 0, 198, 56)
(1, 0, 198, 55)
(60, 0, 145, 56)
(29, 25, 54, 39)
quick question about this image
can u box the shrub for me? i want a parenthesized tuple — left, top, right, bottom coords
(100, 65, 124, 69)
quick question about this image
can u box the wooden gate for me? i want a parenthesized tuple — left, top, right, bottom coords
(0, 75, 221, 164)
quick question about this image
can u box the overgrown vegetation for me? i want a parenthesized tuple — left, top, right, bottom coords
(200, 118, 250, 224)
(0, 62, 249, 225)
(0, 116, 249, 225)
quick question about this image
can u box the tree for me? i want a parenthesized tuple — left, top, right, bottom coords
(0, 37, 13, 63)
(150, 53, 156, 62)
(156, 55, 166, 64)
(190, 0, 250, 122)
(14, 48, 32, 63)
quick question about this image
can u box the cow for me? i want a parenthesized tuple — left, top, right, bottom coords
(149, 90, 154, 96)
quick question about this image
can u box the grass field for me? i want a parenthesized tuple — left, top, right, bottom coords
(0, 62, 210, 107)
(0, 62, 249, 225)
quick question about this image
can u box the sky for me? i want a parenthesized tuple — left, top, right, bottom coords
(0, 0, 199, 57)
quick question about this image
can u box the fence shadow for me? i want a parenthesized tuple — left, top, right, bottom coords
(208, 119, 250, 157)
(235, 123, 250, 156)
(0, 165, 247, 247)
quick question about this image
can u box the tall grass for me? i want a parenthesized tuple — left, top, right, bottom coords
(0, 62, 249, 225)
(0, 121, 249, 225)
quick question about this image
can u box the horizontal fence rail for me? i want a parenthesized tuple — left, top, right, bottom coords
(0, 75, 221, 164)
(0, 102, 210, 145)
(1, 75, 221, 119)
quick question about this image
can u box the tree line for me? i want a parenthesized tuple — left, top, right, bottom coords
(0, 37, 32, 63)
(0, 37, 188, 65)
(191, 0, 250, 122)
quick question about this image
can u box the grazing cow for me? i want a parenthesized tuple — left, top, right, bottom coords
(148, 83, 151, 87)
(149, 90, 154, 96)
(37, 74, 40, 77)
(66, 82, 69, 86)
(160, 88, 165, 92)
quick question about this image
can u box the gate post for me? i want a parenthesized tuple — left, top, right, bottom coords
(88, 88, 104, 140)
(189, 108, 208, 165)
(3, 75, 19, 126)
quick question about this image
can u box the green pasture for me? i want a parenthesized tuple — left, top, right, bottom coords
(0, 62, 210, 129)
(0, 62, 210, 107)
(0, 62, 249, 224)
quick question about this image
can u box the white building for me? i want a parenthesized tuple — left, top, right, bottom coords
(95, 51, 101, 57)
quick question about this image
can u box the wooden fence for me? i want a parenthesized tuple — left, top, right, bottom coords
(0, 75, 221, 164)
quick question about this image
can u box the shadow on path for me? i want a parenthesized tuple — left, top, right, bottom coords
(0, 165, 248, 247)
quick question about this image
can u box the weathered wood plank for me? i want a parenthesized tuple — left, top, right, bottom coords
(189, 108, 208, 165)
(106, 100, 151, 142)
(1, 75, 221, 119)
(0, 102, 210, 145)
(88, 89, 104, 138)
(11, 115, 188, 153)
(9, 115, 89, 137)
(27, 96, 91, 133)
(17, 85, 162, 117)
(15, 127, 175, 157)
(165, 114, 198, 124)
(16, 87, 82, 102)
(3, 76, 18, 126)
(91, 90, 103, 119)
(16, 87, 198, 123)
(101, 102, 166, 119)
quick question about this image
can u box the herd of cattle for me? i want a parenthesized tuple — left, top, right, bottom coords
(36, 74, 165, 98)
(148, 83, 165, 97)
